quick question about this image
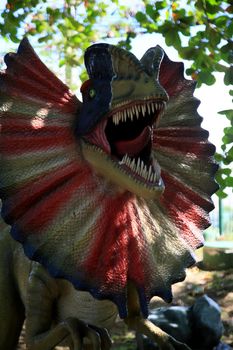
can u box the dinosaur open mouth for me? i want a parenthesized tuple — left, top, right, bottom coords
(83, 99, 165, 187)
(105, 99, 165, 184)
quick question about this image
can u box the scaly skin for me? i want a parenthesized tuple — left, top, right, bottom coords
(0, 39, 217, 349)
(0, 219, 115, 349)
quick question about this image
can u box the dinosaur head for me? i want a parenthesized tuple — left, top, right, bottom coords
(75, 44, 168, 199)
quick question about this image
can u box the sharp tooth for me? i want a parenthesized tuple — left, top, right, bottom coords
(142, 105, 146, 116)
(120, 111, 124, 122)
(130, 158, 135, 171)
(131, 158, 136, 171)
(136, 158, 141, 173)
(124, 110, 127, 122)
(147, 104, 151, 114)
(140, 160, 145, 176)
(130, 108, 134, 121)
(119, 154, 127, 165)
(136, 106, 139, 118)
(151, 103, 155, 113)
(148, 165, 152, 180)
(143, 166, 147, 179)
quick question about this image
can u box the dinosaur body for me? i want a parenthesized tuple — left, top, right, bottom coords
(0, 218, 117, 349)
(0, 39, 218, 349)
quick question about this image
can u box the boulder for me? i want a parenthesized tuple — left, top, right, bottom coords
(137, 295, 224, 350)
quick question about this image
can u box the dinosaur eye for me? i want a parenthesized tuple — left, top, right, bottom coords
(89, 88, 96, 98)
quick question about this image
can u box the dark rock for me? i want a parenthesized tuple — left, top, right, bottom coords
(149, 306, 192, 344)
(190, 295, 224, 349)
(136, 306, 192, 350)
(137, 295, 224, 350)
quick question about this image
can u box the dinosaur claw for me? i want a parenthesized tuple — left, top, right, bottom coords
(62, 318, 112, 350)
(125, 316, 191, 350)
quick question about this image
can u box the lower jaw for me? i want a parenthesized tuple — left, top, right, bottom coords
(81, 140, 165, 200)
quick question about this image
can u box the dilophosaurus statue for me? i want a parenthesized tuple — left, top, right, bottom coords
(0, 38, 218, 349)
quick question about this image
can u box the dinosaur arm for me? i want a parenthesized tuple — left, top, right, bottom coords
(124, 282, 191, 350)
(26, 262, 68, 349)
(26, 263, 111, 350)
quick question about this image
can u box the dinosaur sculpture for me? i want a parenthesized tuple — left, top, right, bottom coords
(0, 38, 218, 350)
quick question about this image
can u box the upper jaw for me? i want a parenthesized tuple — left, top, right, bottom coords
(109, 98, 166, 126)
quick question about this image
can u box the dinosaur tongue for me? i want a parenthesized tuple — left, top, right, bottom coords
(115, 126, 152, 157)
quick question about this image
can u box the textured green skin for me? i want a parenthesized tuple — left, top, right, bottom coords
(0, 222, 117, 350)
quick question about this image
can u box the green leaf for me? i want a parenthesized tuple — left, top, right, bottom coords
(155, 1, 167, 10)
(164, 28, 181, 49)
(221, 42, 233, 54)
(215, 15, 228, 27)
(228, 146, 233, 159)
(180, 47, 198, 60)
(198, 71, 216, 85)
(223, 126, 233, 135)
(195, 0, 204, 11)
(135, 11, 148, 24)
(223, 154, 233, 165)
(222, 134, 233, 145)
(208, 27, 221, 47)
(205, 2, 220, 14)
(225, 176, 233, 187)
(224, 66, 233, 85)
(9, 33, 20, 43)
(218, 109, 233, 121)
(145, 4, 159, 21)
(38, 34, 52, 43)
(218, 167, 232, 176)
(216, 189, 228, 199)
(226, 21, 233, 37)
(59, 59, 66, 67)
(214, 153, 224, 162)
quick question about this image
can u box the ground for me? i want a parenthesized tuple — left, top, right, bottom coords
(111, 266, 233, 349)
(17, 264, 233, 350)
